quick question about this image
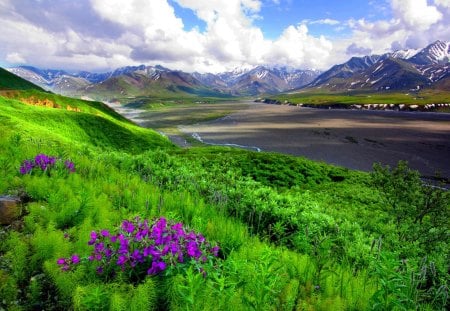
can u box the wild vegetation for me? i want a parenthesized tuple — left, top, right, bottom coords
(0, 86, 449, 310)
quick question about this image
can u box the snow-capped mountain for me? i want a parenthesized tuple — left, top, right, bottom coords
(194, 65, 319, 95)
(8, 64, 318, 96)
(390, 48, 420, 60)
(7, 66, 67, 90)
(310, 55, 387, 87)
(409, 40, 450, 65)
(7, 40, 449, 96)
(7, 66, 103, 92)
(308, 40, 450, 91)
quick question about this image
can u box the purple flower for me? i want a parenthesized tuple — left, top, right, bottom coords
(100, 230, 110, 237)
(57, 258, 66, 265)
(170, 243, 179, 255)
(122, 220, 135, 234)
(197, 234, 205, 243)
(64, 160, 75, 173)
(187, 241, 202, 258)
(211, 246, 220, 257)
(19, 154, 75, 175)
(117, 255, 128, 266)
(34, 154, 54, 171)
(131, 249, 143, 264)
(19, 160, 34, 174)
(61, 265, 70, 271)
(88, 231, 98, 245)
(56, 257, 71, 271)
(143, 246, 152, 257)
(147, 260, 167, 275)
(48, 157, 56, 165)
(71, 254, 80, 264)
(59, 217, 221, 279)
(105, 248, 113, 258)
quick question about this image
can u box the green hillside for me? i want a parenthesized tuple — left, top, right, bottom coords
(0, 90, 173, 153)
(84, 73, 232, 101)
(0, 79, 448, 310)
(0, 68, 46, 91)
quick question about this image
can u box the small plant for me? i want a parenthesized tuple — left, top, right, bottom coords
(57, 217, 220, 281)
(19, 153, 76, 175)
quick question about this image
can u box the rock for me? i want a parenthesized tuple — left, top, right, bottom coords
(0, 196, 22, 225)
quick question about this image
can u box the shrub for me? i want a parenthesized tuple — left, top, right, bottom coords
(57, 217, 221, 282)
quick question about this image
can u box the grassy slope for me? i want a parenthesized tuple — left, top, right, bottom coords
(0, 68, 46, 91)
(0, 87, 448, 309)
(0, 91, 173, 153)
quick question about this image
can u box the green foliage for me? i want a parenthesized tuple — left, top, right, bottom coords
(0, 88, 448, 310)
(73, 284, 109, 311)
(372, 161, 450, 256)
(130, 279, 157, 311)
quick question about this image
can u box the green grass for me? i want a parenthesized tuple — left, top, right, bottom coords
(270, 89, 450, 106)
(0, 68, 46, 91)
(0, 88, 448, 310)
(0, 92, 173, 153)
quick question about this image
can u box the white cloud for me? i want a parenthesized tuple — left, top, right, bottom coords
(266, 24, 333, 68)
(0, 0, 448, 73)
(346, 43, 371, 56)
(391, 0, 442, 30)
(309, 19, 340, 25)
(331, 0, 449, 64)
(6, 52, 26, 64)
(434, 0, 450, 8)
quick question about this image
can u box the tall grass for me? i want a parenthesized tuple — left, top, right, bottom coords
(0, 91, 448, 310)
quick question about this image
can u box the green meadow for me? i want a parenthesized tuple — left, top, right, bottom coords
(269, 89, 450, 107)
(0, 86, 449, 310)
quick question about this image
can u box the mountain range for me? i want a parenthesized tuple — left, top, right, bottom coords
(7, 64, 319, 98)
(308, 40, 449, 91)
(6, 40, 450, 97)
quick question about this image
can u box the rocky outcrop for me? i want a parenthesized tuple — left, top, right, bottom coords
(20, 96, 61, 109)
(0, 196, 22, 225)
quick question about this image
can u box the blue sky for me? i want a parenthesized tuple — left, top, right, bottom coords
(252, 0, 391, 39)
(0, 0, 449, 72)
(171, 0, 392, 38)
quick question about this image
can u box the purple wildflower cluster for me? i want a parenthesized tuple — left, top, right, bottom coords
(57, 217, 220, 277)
(19, 153, 75, 174)
(57, 254, 80, 271)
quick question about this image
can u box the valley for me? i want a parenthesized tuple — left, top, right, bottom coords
(121, 99, 450, 179)
(1, 37, 449, 311)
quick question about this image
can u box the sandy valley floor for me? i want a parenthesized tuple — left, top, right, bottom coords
(180, 102, 450, 179)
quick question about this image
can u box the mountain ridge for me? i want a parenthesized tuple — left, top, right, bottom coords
(7, 40, 450, 96)
(7, 64, 320, 98)
(305, 40, 450, 92)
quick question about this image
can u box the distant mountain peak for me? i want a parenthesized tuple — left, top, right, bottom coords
(409, 40, 450, 65)
(307, 40, 449, 91)
(390, 48, 420, 59)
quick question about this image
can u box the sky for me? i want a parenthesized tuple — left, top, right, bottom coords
(0, 0, 449, 73)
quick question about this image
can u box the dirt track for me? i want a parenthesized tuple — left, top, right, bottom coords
(180, 102, 450, 178)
